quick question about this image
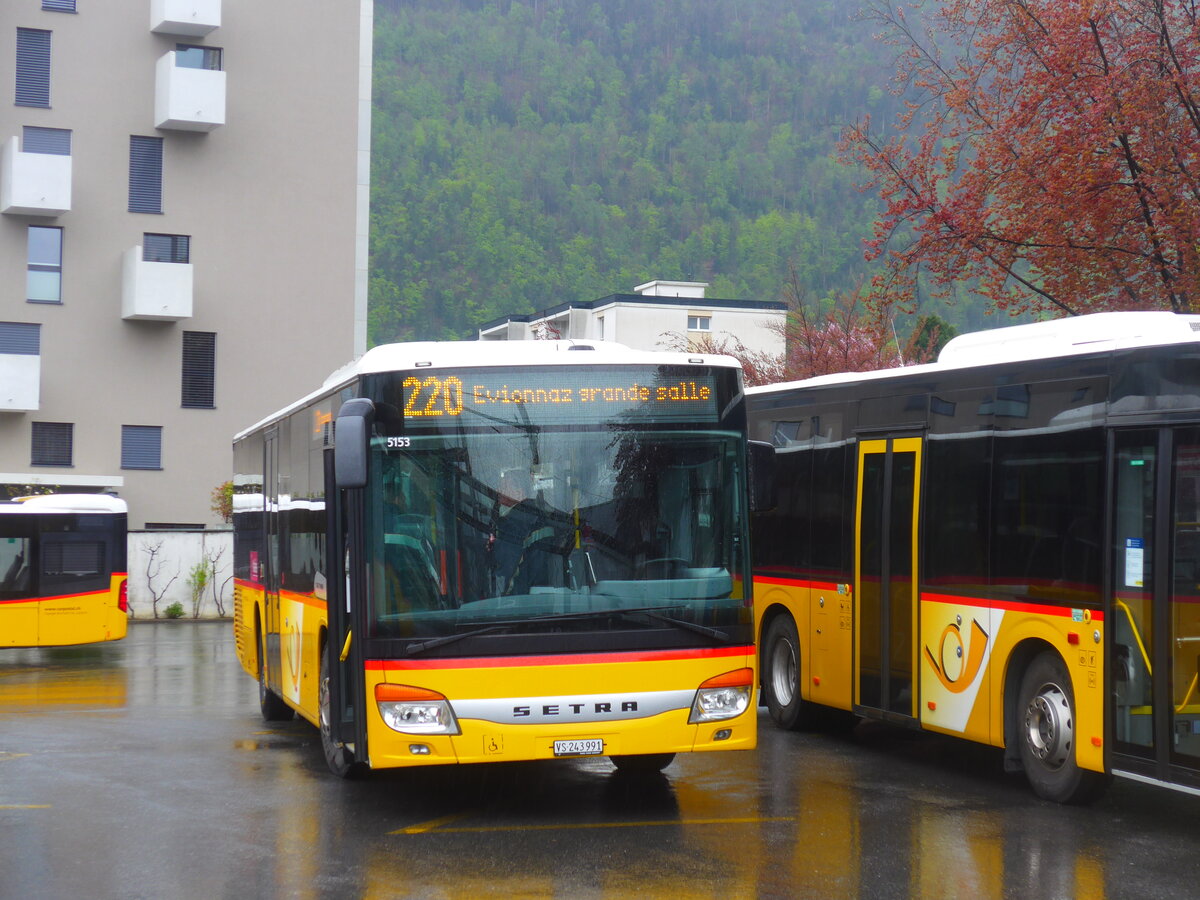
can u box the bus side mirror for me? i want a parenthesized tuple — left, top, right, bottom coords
(334, 398, 376, 489)
(748, 440, 776, 513)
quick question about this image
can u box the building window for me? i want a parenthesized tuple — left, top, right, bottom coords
(175, 44, 222, 70)
(0, 322, 41, 355)
(129, 136, 164, 214)
(42, 0, 76, 11)
(22, 126, 70, 155)
(143, 233, 189, 264)
(27, 226, 62, 303)
(121, 425, 162, 470)
(687, 315, 712, 332)
(181, 331, 216, 409)
(15, 28, 51, 108)
(31, 422, 72, 467)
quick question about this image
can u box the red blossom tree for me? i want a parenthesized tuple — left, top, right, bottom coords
(840, 0, 1200, 317)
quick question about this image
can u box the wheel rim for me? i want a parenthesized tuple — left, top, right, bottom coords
(770, 636, 798, 707)
(1024, 681, 1072, 770)
(318, 670, 331, 738)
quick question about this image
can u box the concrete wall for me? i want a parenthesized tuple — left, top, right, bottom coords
(127, 529, 232, 619)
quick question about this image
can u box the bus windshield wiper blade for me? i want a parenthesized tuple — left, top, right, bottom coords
(404, 625, 508, 656)
(624, 609, 732, 644)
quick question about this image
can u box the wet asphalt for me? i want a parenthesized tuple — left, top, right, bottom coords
(2, 622, 1200, 899)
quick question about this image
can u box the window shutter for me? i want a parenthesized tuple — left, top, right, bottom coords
(31, 421, 72, 467)
(181, 331, 216, 409)
(22, 126, 70, 155)
(0, 322, 41, 355)
(41, 0, 77, 11)
(15, 29, 51, 108)
(129, 136, 164, 213)
(121, 425, 162, 470)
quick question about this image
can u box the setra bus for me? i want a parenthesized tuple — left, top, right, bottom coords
(749, 311, 1200, 802)
(232, 340, 772, 777)
(0, 494, 128, 648)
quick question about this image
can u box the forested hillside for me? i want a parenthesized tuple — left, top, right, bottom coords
(369, 0, 971, 343)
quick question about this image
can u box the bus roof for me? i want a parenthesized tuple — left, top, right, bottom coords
(747, 311, 1200, 397)
(237, 339, 743, 440)
(3, 494, 127, 515)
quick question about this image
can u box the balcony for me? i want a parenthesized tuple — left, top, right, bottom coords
(150, 0, 220, 37)
(1, 136, 71, 217)
(155, 51, 225, 132)
(0, 354, 39, 412)
(122, 246, 193, 321)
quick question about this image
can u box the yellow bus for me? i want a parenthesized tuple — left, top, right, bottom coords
(0, 494, 128, 648)
(232, 340, 771, 777)
(749, 312, 1200, 802)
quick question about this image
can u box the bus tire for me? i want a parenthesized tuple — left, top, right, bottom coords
(319, 654, 365, 779)
(258, 634, 293, 722)
(762, 614, 813, 731)
(609, 753, 675, 774)
(1016, 651, 1107, 804)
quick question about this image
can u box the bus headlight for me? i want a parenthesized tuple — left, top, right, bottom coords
(375, 684, 461, 735)
(688, 668, 754, 723)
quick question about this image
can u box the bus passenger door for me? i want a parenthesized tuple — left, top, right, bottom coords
(263, 430, 282, 693)
(855, 437, 922, 723)
(1111, 428, 1200, 783)
(324, 449, 368, 764)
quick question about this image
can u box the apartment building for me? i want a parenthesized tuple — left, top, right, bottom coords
(478, 281, 786, 356)
(0, 1, 371, 527)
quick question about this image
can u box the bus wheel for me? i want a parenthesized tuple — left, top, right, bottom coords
(763, 615, 813, 730)
(609, 753, 675, 774)
(1016, 651, 1107, 803)
(319, 654, 364, 779)
(258, 636, 293, 722)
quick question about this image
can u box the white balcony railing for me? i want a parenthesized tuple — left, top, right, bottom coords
(150, 0, 220, 37)
(122, 246, 194, 321)
(0, 354, 39, 412)
(1, 136, 71, 217)
(155, 51, 225, 132)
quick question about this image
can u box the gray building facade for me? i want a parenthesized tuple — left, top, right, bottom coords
(0, 0, 371, 526)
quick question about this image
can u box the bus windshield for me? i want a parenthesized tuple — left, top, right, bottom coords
(365, 427, 748, 641)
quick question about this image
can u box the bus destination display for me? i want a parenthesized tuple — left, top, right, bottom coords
(397, 367, 722, 427)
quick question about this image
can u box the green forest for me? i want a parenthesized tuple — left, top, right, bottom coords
(368, 0, 996, 345)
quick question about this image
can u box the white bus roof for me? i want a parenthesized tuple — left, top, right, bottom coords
(3, 494, 127, 515)
(748, 311, 1200, 397)
(237, 339, 742, 439)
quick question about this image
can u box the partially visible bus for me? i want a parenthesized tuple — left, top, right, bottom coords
(0, 494, 128, 648)
(749, 312, 1200, 802)
(233, 340, 772, 777)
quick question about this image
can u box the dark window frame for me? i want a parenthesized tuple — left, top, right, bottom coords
(31, 421, 73, 467)
(27, 225, 63, 304)
(129, 136, 164, 214)
(15, 28, 51, 108)
(174, 44, 222, 71)
(121, 425, 163, 471)
(181, 331, 216, 409)
(142, 233, 189, 264)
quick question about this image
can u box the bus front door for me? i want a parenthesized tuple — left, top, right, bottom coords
(263, 430, 282, 695)
(1111, 428, 1200, 787)
(855, 437, 922, 723)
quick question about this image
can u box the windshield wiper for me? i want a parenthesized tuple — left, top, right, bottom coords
(404, 625, 509, 657)
(624, 609, 732, 644)
(499, 605, 733, 644)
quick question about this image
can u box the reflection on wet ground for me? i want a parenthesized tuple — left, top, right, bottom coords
(3, 622, 1200, 899)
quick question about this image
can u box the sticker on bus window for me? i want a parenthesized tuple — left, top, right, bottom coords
(1125, 538, 1144, 588)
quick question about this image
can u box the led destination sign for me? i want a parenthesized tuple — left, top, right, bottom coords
(393, 366, 725, 428)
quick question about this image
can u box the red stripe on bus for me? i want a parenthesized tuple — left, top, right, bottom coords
(0, 587, 116, 606)
(366, 645, 755, 671)
(754, 575, 841, 591)
(921, 592, 1105, 621)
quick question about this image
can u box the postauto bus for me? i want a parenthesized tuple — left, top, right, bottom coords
(232, 339, 773, 777)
